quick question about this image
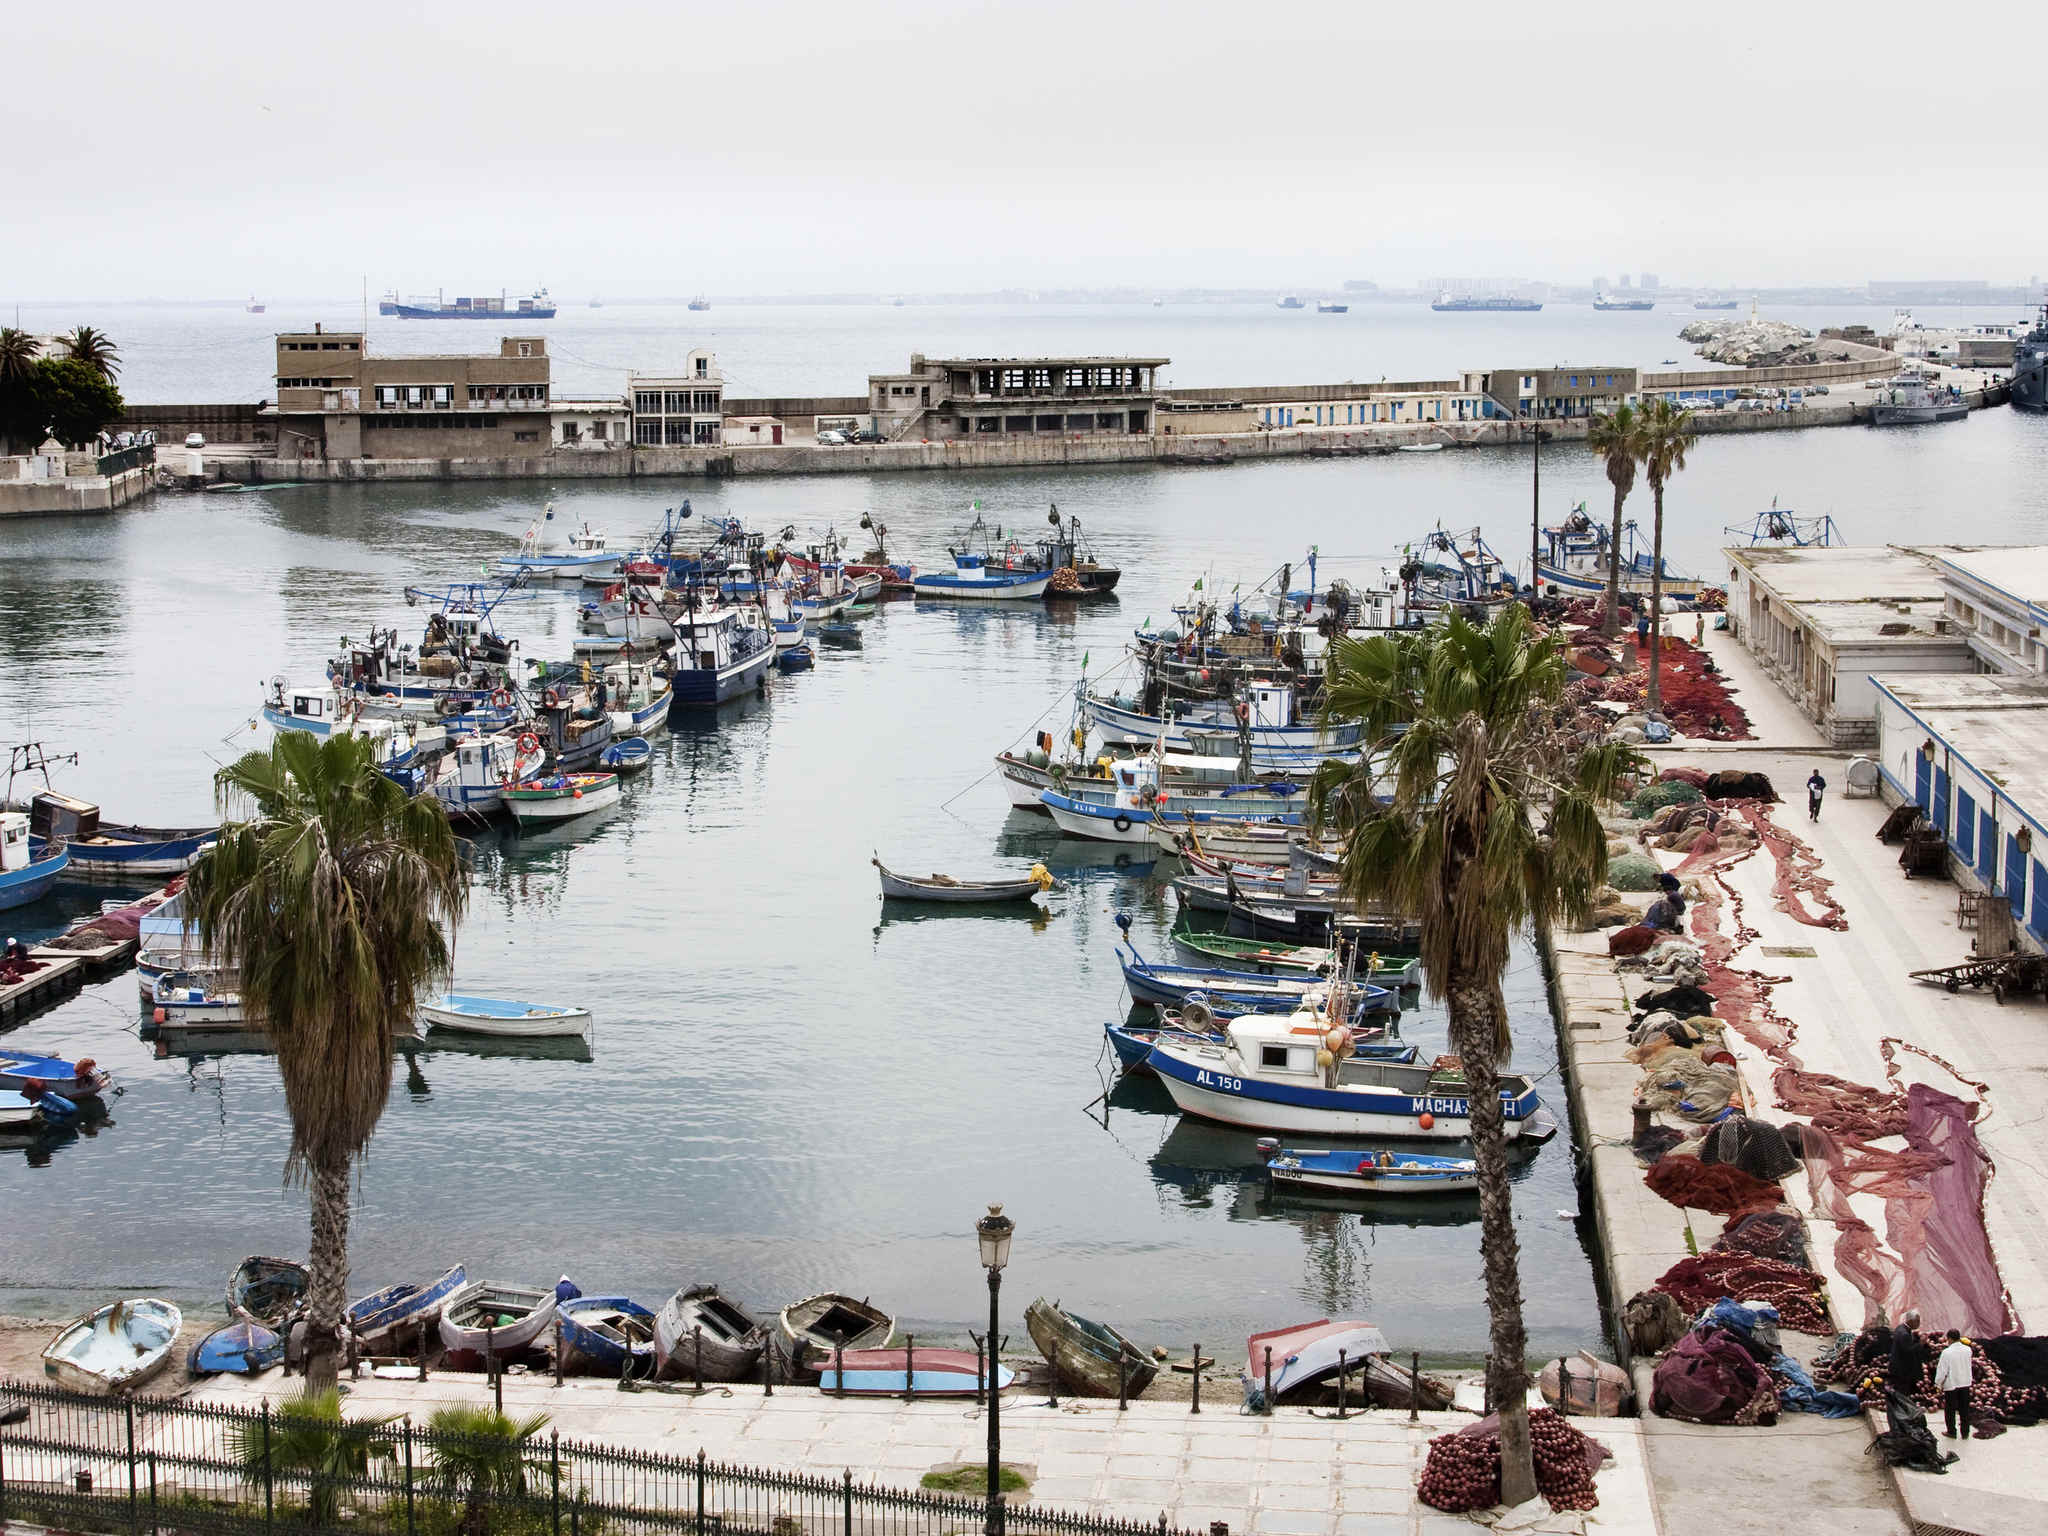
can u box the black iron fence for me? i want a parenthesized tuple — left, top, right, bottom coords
(0, 1380, 1195, 1536)
(97, 443, 156, 476)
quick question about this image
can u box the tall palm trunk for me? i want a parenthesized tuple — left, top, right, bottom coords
(1601, 483, 1626, 638)
(1646, 481, 1666, 716)
(1447, 970, 1535, 1505)
(303, 1157, 353, 1393)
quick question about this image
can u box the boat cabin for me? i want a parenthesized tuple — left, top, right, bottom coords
(1244, 683, 1297, 729)
(1, 812, 32, 873)
(27, 791, 100, 843)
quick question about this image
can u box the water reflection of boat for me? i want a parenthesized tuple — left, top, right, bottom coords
(402, 1031, 594, 1065)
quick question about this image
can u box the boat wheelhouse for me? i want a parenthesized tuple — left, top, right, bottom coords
(667, 605, 775, 706)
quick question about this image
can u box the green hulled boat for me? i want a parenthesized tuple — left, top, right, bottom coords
(1169, 923, 1421, 988)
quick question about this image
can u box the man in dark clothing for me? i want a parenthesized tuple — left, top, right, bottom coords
(1643, 872, 1688, 933)
(1807, 769, 1827, 823)
(1889, 1310, 1929, 1394)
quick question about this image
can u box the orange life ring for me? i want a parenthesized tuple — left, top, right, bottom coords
(517, 732, 541, 755)
(491, 689, 511, 709)
(1234, 700, 1250, 723)
(541, 689, 560, 709)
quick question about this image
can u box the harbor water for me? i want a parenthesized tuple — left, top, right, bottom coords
(4, 303, 2047, 1369)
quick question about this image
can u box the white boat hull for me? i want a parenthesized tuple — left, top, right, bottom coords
(1044, 799, 1153, 843)
(1155, 1071, 1525, 1138)
(421, 997, 594, 1039)
(914, 573, 1053, 600)
(506, 781, 621, 824)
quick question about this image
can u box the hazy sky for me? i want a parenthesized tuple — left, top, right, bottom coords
(10, 1, 2038, 299)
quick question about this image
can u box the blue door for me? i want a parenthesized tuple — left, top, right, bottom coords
(1979, 810, 1998, 880)
(1955, 791, 1975, 863)
(2032, 859, 2048, 941)
(1933, 767, 1951, 837)
(1914, 753, 1931, 813)
(2008, 834, 2028, 918)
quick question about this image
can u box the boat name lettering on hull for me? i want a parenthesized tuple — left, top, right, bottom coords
(1195, 1070, 1245, 1093)
(1411, 1096, 1470, 1116)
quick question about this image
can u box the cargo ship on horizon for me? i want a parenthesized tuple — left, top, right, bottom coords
(389, 288, 557, 320)
(1431, 291, 1542, 312)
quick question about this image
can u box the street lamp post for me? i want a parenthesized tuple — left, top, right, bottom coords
(976, 1203, 1015, 1536)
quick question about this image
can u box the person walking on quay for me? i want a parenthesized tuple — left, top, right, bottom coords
(1807, 768, 1827, 823)
(1937, 1329, 1974, 1441)
(1889, 1309, 1929, 1394)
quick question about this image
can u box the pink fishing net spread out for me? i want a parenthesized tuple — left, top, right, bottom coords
(1654, 802, 2019, 1337)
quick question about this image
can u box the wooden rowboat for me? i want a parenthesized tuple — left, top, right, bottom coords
(1260, 1142, 1479, 1196)
(42, 1298, 182, 1393)
(347, 1263, 467, 1353)
(873, 855, 1055, 904)
(421, 994, 594, 1040)
(814, 1347, 1014, 1397)
(654, 1284, 767, 1382)
(1025, 1297, 1157, 1398)
(557, 1296, 658, 1376)
(227, 1255, 309, 1326)
(189, 1320, 285, 1376)
(438, 1281, 559, 1364)
(779, 1293, 894, 1364)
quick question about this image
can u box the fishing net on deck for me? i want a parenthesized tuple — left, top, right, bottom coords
(1606, 852, 1664, 891)
(1644, 1155, 1784, 1217)
(1651, 1327, 1779, 1424)
(1714, 1208, 1811, 1269)
(1699, 1113, 1803, 1182)
(1825, 1331, 2048, 1426)
(1636, 1057, 1743, 1121)
(1650, 1252, 1833, 1335)
(1417, 1408, 1612, 1513)
(1628, 781, 1704, 818)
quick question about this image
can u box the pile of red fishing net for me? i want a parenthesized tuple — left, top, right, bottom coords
(1645, 1156, 1785, 1218)
(1650, 1251, 1834, 1334)
(1417, 1409, 1611, 1513)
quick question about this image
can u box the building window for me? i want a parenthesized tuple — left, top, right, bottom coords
(694, 392, 719, 412)
(636, 421, 662, 445)
(634, 392, 660, 414)
(665, 392, 690, 413)
(517, 343, 533, 358)
(665, 421, 692, 445)
(695, 357, 708, 378)
(694, 422, 718, 444)
(513, 430, 538, 442)
(1001, 369, 1027, 392)
(589, 422, 606, 442)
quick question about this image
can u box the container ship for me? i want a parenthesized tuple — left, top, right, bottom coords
(390, 288, 557, 320)
(1431, 291, 1542, 312)
(1693, 298, 1739, 310)
(1592, 291, 1655, 311)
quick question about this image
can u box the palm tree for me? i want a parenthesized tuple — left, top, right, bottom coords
(187, 732, 468, 1393)
(59, 325, 120, 381)
(425, 1404, 555, 1536)
(1636, 399, 1699, 717)
(1310, 608, 1638, 1506)
(1585, 405, 1644, 637)
(0, 328, 42, 455)
(226, 1389, 395, 1527)
(0, 328, 38, 385)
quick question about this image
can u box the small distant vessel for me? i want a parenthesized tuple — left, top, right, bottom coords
(2014, 303, 2048, 413)
(152, 968, 243, 1026)
(392, 288, 556, 319)
(778, 644, 814, 672)
(1431, 291, 1541, 312)
(438, 1281, 559, 1365)
(189, 1320, 285, 1376)
(816, 1348, 1012, 1397)
(1725, 500, 1842, 549)
(688, 295, 711, 312)
(1276, 296, 1306, 309)
(1260, 1140, 1479, 1196)
(1869, 368, 1969, 426)
(557, 1296, 658, 1376)
(245, 297, 266, 314)
(496, 505, 620, 580)
(1316, 300, 1348, 314)
(655, 1284, 768, 1382)
(228, 1255, 310, 1326)
(0, 1049, 110, 1102)
(779, 1293, 894, 1363)
(873, 855, 1055, 904)
(1592, 291, 1654, 311)
(348, 1264, 467, 1352)
(1694, 299, 1740, 310)
(1025, 1297, 1157, 1398)
(1396, 442, 1444, 453)
(589, 297, 604, 308)
(43, 1299, 183, 1393)
(503, 772, 621, 826)
(421, 994, 595, 1040)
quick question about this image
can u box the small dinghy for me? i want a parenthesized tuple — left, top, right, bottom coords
(420, 995, 594, 1041)
(873, 855, 1056, 904)
(42, 1298, 183, 1393)
(347, 1263, 466, 1353)
(1025, 1297, 1157, 1398)
(779, 1293, 894, 1364)
(816, 621, 863, 647)
(556, 1296, 658, 1377)
(1259, 1141, 1479, 1196)
(656, 1284, 768, 1382)
(0, 1049, 111, 1101)
(438, 1281, 559, 1366)
(814, 1347, 1012, 1397)
(777, 645, 815, 673)
(189, 1320, 285, 1376)
(1243, 1319, 1454, 1409)
(598, 738, 653, 776)
(227, 1255, 310, 1325)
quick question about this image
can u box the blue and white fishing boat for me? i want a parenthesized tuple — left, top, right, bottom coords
(667, 605, 775, 706)
(1118, 943, 1395, 1018)
(576, 587, 676, 648)
(331, 588, 528, 721)
(1260, 1140, 1479, 1196)
(1398, 526, 1516, 614)
(261, 681, 348, 735)
(151, 968, 244, 1026)
(348, 1263, 468, 1352)
(1147, 1015, 1551, 1140)
(0, 812, 67, 911)
(0, 1048, 110, 1102)
(603, 658, 674, 735)
(1084, 682, 1362, 762)
(558, 1296, 658, 1376)
(757, 584, 808, 650)
(495, 504, 620, 580)
(421, 993, 594, 1040)
(913, 513, 1054, 600)
(1536, 505, 1701, 603)
(1104, 1019, 1416, 1075)
(1040, 756, 1307, 845)
(415, 730, 545, 820)
(5, 749, 217, 876)
(188, 1321, 286, 1376)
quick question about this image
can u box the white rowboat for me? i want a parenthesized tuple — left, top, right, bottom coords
(421, 994, 595, 1040)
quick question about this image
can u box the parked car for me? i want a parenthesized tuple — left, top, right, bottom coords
(1811, 385, 1829, 395)
(849, 428, 885, 444)
(816, 430, 848, 445)
(184, 432, 207, 448)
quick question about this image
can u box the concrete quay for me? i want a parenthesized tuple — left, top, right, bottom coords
(1544, 624, 2048, 1536)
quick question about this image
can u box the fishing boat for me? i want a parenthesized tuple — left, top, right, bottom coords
(778, 645, 815, 672)
(528, 687, 615, 771)
(1118, 939, 1394, 1017)
(873, 856, 1056, 904)
(42, 1299, 183, 1393)
(1039, 506, 1121, 596)
(1535, 505, 1701, 602)
(1169, 925, 1421, 986)
(667, 605, 776, 705)
(914, 513, 1054, 600)
(779, 1293, 895, 1363)
(1041, 760, 1309, 845)
(556, 1296, 658, 1376)
(438, 1281, 560, 1365)
(1398, 526, 1515, 615)
(503, 772, 620, 826)
(496, 505, 620, 580)
(7, 766, 214, 875)
(0, 1049, 110, 1102)
(1104, 1018, 1416, 1075)
(654, 1284, 769, 1382)
(0, 812, 67, 911)
(416, 730, 545, 821)
(347, 1263, 467, 1353)
(227, 1256, 310, 1325)
(1396, 441, 1444, 453)
(1147, 1016, 1552, 1139)
(815, 1347, 1013, 1397)
(599, 738, 653, 776)
(189, 1321, 286, 1376)
(151, 968, 244, 1026)
(331, 589, 529, 721)
(421, 994, 595, 1041)
(1260, 1141, 1478, 1196)
(1024, 1297, 1157, 1397)
(1083, 682, 1361, 761)
(261, 680, 351, 735)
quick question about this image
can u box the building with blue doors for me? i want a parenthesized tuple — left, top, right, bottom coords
(1872, 673, 2048, 946)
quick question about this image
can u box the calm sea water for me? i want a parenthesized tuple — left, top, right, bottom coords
(3, 303, 2046, 1367)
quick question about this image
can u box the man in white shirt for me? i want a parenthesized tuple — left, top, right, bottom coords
(1935, 1328, 1974, 1441)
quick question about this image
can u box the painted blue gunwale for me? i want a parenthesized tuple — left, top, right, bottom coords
(1144, 1040, 1539, 1123)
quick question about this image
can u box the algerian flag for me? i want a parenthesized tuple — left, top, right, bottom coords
(1193, 578, 1203, 591)
(1081, 651, 1090, 669)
